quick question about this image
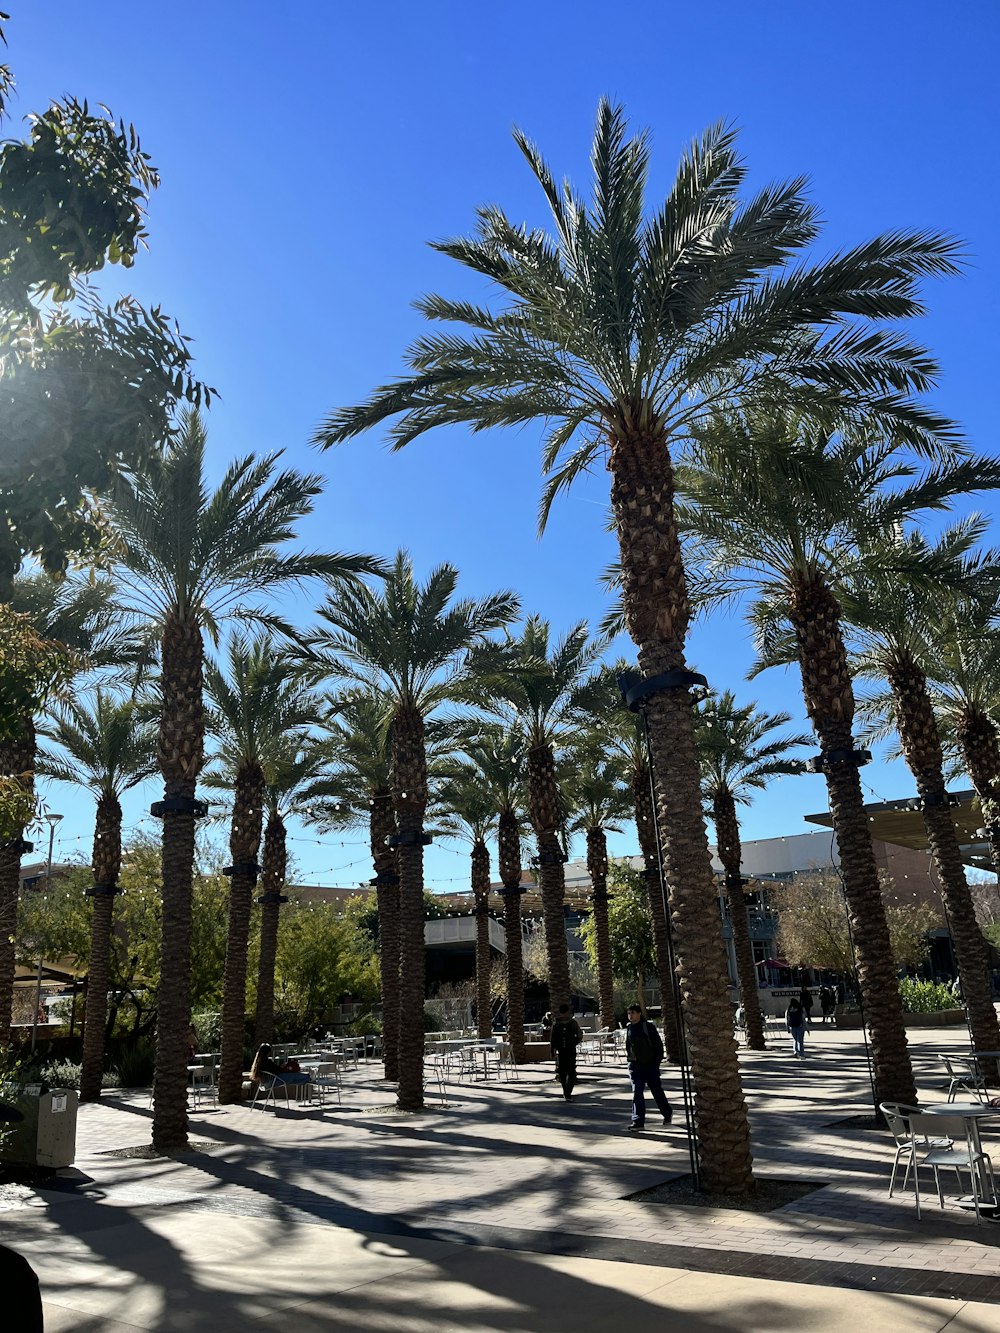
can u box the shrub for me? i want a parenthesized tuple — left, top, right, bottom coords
(191, 1011, 221, 1050)
(898, 978, 961, 1013)
(40, 1060, 120, 1091)
(347, 1012, 382, 1037)
(114, 1036, 157, 1088)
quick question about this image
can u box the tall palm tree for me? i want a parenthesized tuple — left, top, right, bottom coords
(37, 689, 157, 1100)
(565, 744, 632, 1031)
(694, 692, 810, 1052)
(459, 724, 530, 1061)
(251, 733, 332, 1047)
(311, 551, 518, 1110)
(307, 692, 451, 1078)
(680, 411, 997, 1107)
(471, 617, 600, 1017)
(0, 574, 133, 1044)
(108, 410, 378, 1151)
(439, 771, 496, 1038)
(586, 662, 681, 1061)
(315, 105, 957, 1192)
(205, 634, 324, 1103)
(923, 599, 1000, 879)
(846, 525, 1000, 1054)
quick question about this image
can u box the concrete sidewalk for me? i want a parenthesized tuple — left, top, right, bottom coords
(3, 1024, 1000, 1329)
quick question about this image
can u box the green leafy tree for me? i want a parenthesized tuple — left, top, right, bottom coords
(579, 860, 655, 1011)
(273, 896, 379, 1034)
(317, 102, 959, 1194)
(108, 410, 378, 1151)
(311, 551, 517, 1110)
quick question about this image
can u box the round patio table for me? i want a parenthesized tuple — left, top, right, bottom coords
(917, 1103, 999, 1212)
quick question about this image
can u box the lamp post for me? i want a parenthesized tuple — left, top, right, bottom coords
(30, 812, 63, 1053)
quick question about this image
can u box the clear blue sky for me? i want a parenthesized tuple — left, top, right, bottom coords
(11, 2, 1000, 888)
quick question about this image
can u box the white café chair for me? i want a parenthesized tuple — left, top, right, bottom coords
(941, 1054, 987, 1103)
(880, 1102, 951, 1203)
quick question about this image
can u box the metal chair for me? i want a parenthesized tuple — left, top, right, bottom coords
(879, 1102, 950, 1202)
(250, 1072, 291, 1112)
(189, 1065, 217, 1108)
(909, 1112, 996, 1225)
(941, 1054, 987, 1102)
(311, 1061, 341, 1106)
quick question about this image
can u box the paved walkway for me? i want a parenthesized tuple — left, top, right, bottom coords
(3, 1024, 1000, 1329)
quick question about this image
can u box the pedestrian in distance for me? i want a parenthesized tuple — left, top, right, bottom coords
(799, 985, 814, 1027)
(550, 1004, 583, 1100)
(786, 995, 806, 1057)
(625, 1003, 672, 1131)
(820, 985, 836, 1025)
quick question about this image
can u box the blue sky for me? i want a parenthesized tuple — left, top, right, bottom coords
(10, 2, 1000, 888)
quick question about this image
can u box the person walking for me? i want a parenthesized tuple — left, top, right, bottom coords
(550, 1003, 583, 1100)
(799, 985, 814, 1028)
(820, 985, 836, 1025)
(625, 1004, 672, 1131)
(786, 995, 806, 1057)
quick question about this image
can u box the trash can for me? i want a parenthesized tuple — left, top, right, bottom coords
(0, 1086, 79, 1168)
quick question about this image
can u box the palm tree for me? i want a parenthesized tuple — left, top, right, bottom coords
(922, 598, 1000, 880)
(37, 689, 157, 1100)
(439, 771, 496, 1038)
(204, 634, 324, 1103)
(252, 733, 331, 1047)
(565, 743, 632, 1031)
(0, 574, 134, 1044)
(307, 692, 452, 1078)
(108, 410, 378, 1151)
(846, 525, 1000, 1054)
(680, 410, 997, 1107)
(459, 724, 530, 1061)
(471, 617, 600, 1017)
(314, 104, 958, 1191)
(311, 551, 518, 1110)
(585, 663, 681, 1061)
(694, 692, 809, 1052)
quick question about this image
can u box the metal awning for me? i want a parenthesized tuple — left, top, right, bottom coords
(805, 788, 994, 872)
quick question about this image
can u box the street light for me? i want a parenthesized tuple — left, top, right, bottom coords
(30, 812, 63, 1053)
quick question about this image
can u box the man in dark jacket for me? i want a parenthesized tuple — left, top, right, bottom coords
(550, 1004, 583, 1101)
(625, 1004, 672, 1131)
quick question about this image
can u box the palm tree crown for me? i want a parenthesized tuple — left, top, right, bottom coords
(694, 692, 809, 806)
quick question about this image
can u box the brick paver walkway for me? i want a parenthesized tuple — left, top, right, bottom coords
(4, 1022, 1000, 1328)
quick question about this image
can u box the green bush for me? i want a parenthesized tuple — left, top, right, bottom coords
(898, 978, 961, 1013)
(191, 1011, 221, 1050)
(347, 1012, 382, 1037)
(114, 1036, 156, 1088)
(40, 1060, 120, 1091)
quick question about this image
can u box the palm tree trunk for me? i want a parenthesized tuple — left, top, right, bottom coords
(218, 763, 265, 1104)
(254, 809, 287, 1046)
(958, 710, 1000, 882)
(527, 741, 571, 1013)
(586, 827, 615, 1030)
(789, 574, 916, 1106)
(392, 704, 427, 1111)
(712, 790, 766, 1051)
(610, 427, 752, 1195)
(887, 659, 999, 1054)
(632, 762, 681, 1062)
(370, 788, 400, 1080)
(498, 808, 526, 1061)
(472, 839, 492, 1038)
(0, 721, 33, 1047)
(152, 614, 204, 1154)
(80, 792, 122, 1102)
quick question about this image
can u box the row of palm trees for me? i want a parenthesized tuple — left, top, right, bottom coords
(6, 102, 1000, 1196)
(313, 102, 996, 1193)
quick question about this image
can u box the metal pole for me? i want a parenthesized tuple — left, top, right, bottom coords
(30, 813, 62, 1053)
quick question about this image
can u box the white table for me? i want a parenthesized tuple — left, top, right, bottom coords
(917, 1103, 999, 1211)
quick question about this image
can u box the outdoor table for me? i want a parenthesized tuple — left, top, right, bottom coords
(917, 1103, 1000, 1211)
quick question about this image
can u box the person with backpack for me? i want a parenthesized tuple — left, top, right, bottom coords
(625, 1004, 672, 1131)
(550, 1003, 583, 1100)
(786, 995, 806, 1057)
